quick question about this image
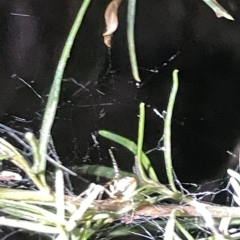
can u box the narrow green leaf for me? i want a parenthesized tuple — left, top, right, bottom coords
(127, 0, 140, 82)
(38, 0, 92, 183)
(163, 69, 179, 192)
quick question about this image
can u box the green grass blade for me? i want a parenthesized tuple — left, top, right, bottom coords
(0, 188, 54, 201)
(163, 69, 179, 192)
(127, 0, 140, 82)
(135, 102, 162, 185)
(175, 220, 194, 240)
(0, 199, 65, 225)
(137, 103, 145, 166)
(0, 217, 59, 234)
(72, 164, 137, 181)
(38, 0, 92, 182)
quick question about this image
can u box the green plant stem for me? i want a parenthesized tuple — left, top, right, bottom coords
(137, 103, 145, 166)
(0, 217, 60, 234)
(127, 0, 140, 82)
(135, 103, 160, 184)
(25, 132, 41, 173)
(38, 0, 91, 182)
(0, 188, 54, 201)
(55, 167, 65, 222)
(72, 164, 138, 183)
(163, 69, 179, 192)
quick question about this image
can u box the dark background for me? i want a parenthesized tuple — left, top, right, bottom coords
(0, 1, 240, 238)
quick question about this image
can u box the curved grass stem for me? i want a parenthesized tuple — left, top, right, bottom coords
(38, 0, 92, 184)
(137, 103, 145, 168)
(127, 0, 140, 82)
(163, 69, 179, 192)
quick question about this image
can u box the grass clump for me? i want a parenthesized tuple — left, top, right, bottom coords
(0, 1, 238, 240)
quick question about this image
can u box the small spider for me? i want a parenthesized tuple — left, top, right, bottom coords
(103, 149, 137, 200)
(78, 149, 137, 202)
(106, 175, 137, 201)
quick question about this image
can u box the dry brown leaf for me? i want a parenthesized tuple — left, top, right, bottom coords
(103, 0, 123, 47)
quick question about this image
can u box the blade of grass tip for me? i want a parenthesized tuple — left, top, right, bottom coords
(55, 167, 65, 222)
(38, 0, 92, 182)
(163, 69, 179, 192)
(127, 0, 140, 82)
(137, 103, 145, 167)
(201, 0, 234, 20)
